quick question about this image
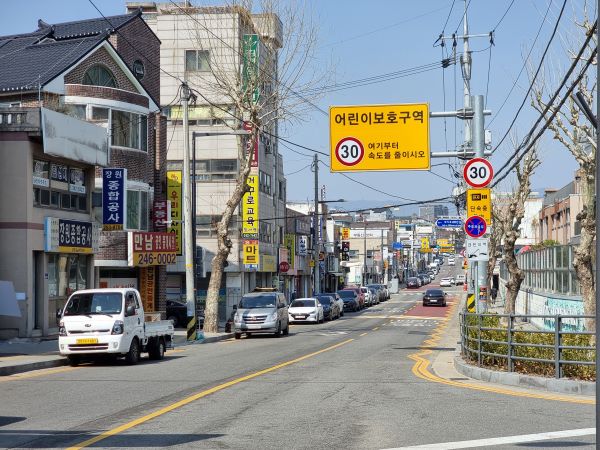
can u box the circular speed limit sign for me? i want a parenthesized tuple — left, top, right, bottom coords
(463, 158, 493, 188)
(335, 137, 364, 166)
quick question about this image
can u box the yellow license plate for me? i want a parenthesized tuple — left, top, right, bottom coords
(76, 338, 98, 345)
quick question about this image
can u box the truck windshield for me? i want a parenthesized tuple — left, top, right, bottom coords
(239, 295, 276, 309)
(64, 293, 123, 316)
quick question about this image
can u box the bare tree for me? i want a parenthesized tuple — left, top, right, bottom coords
(179, 1, 330, 332)
(497, 146, 540, 315)
(530, 12, 596, 329)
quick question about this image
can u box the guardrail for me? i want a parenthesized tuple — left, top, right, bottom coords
(459, 312, 595, 380)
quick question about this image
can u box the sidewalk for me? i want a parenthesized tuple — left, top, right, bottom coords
(428, 295, 595, 398)
(0, 329, 233, 377)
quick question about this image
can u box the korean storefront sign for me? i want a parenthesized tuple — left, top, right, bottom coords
(139, 266, 155, 312)
(44, 218, 99, 254)
(329, 103, 430, 172)
(102, 168, 127, 231)
(69, 168, 86, 194)
(128, 232, 178, 267)
(243, 121, 259, 169)
(260, 254, 276, 273)
(166, 171, 183, 255)
(33, 160, 50, 187)
(242, 34, 260, 104)
(153, 200, 171, 231)
(341, 227, 350, 240)
(298, 235, 308, 256)
(284, 234, 296, 269)
(242, 174, 259, 237)
(243, 239, 259, 266)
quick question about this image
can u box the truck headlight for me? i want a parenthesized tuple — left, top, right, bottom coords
(269, 311, 278, 322)
(111, 320, 124, 335)
(58, 321, 67, 337)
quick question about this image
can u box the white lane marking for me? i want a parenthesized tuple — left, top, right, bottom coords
(383, 427, 596, 449)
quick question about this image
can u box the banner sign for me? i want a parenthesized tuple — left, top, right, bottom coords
(284, 234, 295, 269)
(243, 121, 259, 169)
(243, 239, 259, 266)
(153, 200, 171, 230)
(260, 254, 276, 272)
(242, 34, 260, 104)
(341, 227, 350, 240)
(139, 266, 155, 312)
(44, 217, 99, 254)
(128, 232, 178, 267)
(102, 168, 127, 231)
(298, 235, 308, 256)
(242, 175, 259, 238)
(166, 171, 183, 255)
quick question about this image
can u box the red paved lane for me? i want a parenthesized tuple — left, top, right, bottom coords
(401, 291, 460, 318)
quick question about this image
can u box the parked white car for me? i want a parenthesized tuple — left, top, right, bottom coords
(288, 298, 324, 324)
(439, 277, 454, 287)
(455, 274, 466, 285)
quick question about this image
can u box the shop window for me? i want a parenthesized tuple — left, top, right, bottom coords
(33, 161, 88, 212)
(48, 254, 89, 326)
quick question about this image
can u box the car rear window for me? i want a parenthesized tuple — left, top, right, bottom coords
(425, 289, 444, 296)
(337, 290, 355, 298)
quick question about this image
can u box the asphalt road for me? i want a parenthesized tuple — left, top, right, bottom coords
(0, 263, 595, 449)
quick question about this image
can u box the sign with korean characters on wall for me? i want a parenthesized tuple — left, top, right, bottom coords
(166, 171, 182, 255)
(341, 227, 350, 240)
(139, 266, 155, 312)
(128, 232, 178, 267)
(284, 234, 295, 269)
(242, 174, 259, 238)
(329, 103, 430, 172)
(466, 188, 492, 224)
(243, 239, 259, 266)
(102, 168, 127, 231)
(44, 218, 99, 253)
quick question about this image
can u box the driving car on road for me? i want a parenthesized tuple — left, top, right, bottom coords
(233, 290, 290, 339)
(455, 274, 466, 285)
(423, 289, 447, 307)
(337, 289, 360, 311)
(288, 298, 324, 323)
(315, 295, 340, 321)
(439, 277, 454, 287)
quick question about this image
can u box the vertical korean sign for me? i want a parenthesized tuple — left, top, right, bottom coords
(102, 168, 127, 230)
(284, 234, 295, 269)
(167, 171, 183, 255)
(242, 174, 259, 269)
(242, 34, 260, 104)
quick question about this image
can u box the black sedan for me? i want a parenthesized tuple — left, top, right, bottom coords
(422, 289, 447, 307)
(407, 277, 421, 288)
(315, 295, 340, 320)
(166, 299, 205, 328)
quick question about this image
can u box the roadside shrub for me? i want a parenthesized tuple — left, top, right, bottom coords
(461, 313, 595, 381)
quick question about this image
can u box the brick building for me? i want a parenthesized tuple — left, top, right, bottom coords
(0, 11, 168, 338)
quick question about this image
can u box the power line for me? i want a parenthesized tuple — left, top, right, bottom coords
(492, 0, 516, 31)
(284, 164, 311, 176)
(491, 0, 568, 155)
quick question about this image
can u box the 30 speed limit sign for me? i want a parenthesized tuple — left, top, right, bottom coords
(463, 158, 493, 188)
(335, 137, 364, 166)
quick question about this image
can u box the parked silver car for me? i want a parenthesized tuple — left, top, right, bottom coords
(233, 289, 289, 339)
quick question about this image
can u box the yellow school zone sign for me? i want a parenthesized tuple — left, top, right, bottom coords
(329, 103, 430, 172)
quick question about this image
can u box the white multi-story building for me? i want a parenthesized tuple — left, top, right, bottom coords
(129, 2, 286, 319)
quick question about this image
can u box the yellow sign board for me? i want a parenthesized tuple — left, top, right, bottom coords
(329, 103, 430, 172)
(341, 227, 350, 240)
(467, 188, 492, 224)
(242, 175, 259, 238)
(437, 238, 449, 247)
(420, 237, 430, 250)
(260, 254, 276, 272)
(166, 171, 182, 255)
(243, 239, 259, 265)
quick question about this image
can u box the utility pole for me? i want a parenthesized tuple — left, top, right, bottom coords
(473, 95, 488, 313)
(363, 219, 367, 285)
(380, 229, 384, 283)
(181, 82, 196, 340)
(461, 0, 472, 147)
(312, 153, 319, 294)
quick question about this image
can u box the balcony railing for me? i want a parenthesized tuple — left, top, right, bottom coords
(0, 107, 41, 133)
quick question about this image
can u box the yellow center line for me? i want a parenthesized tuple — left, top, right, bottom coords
(372, 327, 380, 331)
(67, 338, 354, 450)
(408, 302, 595, 405)
(359, 332, 368, 337)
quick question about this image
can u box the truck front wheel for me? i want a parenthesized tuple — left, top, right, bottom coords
(125, 338, 140, 365)
(67, 355, 80, 367)
(149, 338, 165, 360)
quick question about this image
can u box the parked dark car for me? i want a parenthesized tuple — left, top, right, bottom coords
(166, 299, 205, 329)
(422, 289, 447, 307)
(337, 289, 360, 311)
(407, 277, 421, 288)
(315, 295, 340, 320)
(340, 287, 364, 309)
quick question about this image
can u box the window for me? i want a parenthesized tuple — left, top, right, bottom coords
(91, 107, 109, 128)
(259, 222, 272, 243)
(112, 110, 147, 151)
(185, 50, 210, 72)
(126, 190, 149, 231)
(193, 159, 238, 182)
(83, 65, 117, 88)
(33, 162, 87, 212)
(259, 171, 272, 195)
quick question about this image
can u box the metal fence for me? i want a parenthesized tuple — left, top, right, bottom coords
(459, 312, 595, 379)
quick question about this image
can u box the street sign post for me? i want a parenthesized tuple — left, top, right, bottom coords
(435, 218, 462, 228)
(466, 188, 492, 224)
(329, 103, 430, 172)
(463, 157, 493, 188)
(464, 216, 487, 238)
(466, 238, 489, 260)
(392, 242, 403, 250)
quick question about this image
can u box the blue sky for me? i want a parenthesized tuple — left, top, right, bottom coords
(3, 0, 594, 212)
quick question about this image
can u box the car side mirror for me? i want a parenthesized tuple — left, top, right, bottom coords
(232, 305, 238, 311)
(56, 308, 62, 320)
(126, 305, 136, 317)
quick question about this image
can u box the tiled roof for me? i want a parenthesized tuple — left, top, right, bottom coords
(0, 12, 139, 92)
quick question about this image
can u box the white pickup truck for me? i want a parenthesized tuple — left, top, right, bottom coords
(58, 288, 174, 366)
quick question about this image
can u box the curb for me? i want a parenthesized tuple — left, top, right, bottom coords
(173, 332, 234, 347)
(453, 354, 595, 396)
(0, 358, 67, 377)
